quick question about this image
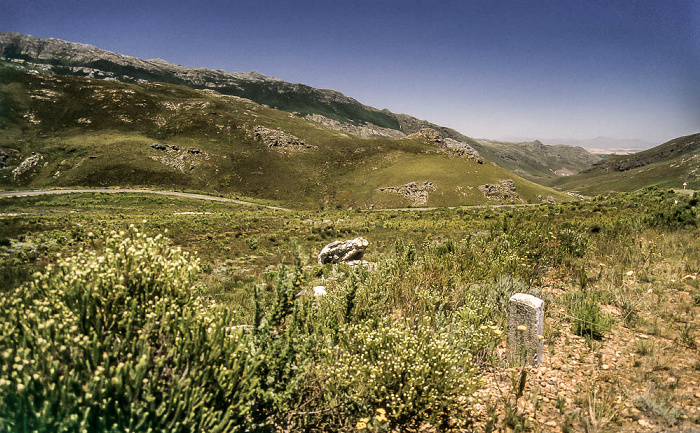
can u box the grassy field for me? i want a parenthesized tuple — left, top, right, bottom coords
(0, 187, 698, 432)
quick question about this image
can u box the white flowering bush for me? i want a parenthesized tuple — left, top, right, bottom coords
(0, 227, 259, 432)
(318, 318, 482, 429)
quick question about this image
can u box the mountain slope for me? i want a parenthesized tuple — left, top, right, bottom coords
(551, 133, 700, 193)
(0, 65, 570, 208)
(473, 139, 601, 184)
(0, 32, 593, 183)
(0, 32, 430, 135)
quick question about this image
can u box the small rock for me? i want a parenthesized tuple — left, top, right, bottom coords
(313, 286, 327, 296)
(638, 419, 652, 428)
(545, 420, 558, 427)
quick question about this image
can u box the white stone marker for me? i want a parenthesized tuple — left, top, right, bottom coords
(507, 293, 544, 366)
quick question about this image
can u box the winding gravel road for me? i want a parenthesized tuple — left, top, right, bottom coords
(0, 189, 291, 211)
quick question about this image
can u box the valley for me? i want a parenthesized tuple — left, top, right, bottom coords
(0, 31, 698, 433)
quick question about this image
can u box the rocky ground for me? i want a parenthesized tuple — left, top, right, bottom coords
(467, 269, 700, 433)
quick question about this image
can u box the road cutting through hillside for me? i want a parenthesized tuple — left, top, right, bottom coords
(0, 189, 292, 211)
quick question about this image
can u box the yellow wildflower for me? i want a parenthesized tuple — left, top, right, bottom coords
(356, 418, 369, 430)
(517, 325, 527, 332)
(493, 329, 503, 336)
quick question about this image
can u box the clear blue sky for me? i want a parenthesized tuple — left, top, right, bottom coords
(3, 0, 698, 144)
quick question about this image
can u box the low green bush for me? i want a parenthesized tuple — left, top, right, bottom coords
(565, 290, 613, 340)
(0, 227, 260, 432)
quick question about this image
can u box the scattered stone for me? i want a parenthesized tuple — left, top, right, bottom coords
(313, 286, 327, 296)
(187, 147, 202, 154)
(479, 179, 523, 202)
(253, 125, 310, 150)
(637, 419, 652, 428)
(379, 181, 436, 206)
(537, 194, 556, 204)
(318, 237, 369, 264)
(507, 293, 544, 366)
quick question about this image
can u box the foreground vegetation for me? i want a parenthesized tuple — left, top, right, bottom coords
(0, 187, 698, 431)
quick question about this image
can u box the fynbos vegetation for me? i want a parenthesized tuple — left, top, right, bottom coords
(0, 186, 698, 431)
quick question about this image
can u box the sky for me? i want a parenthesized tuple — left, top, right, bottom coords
(2, 0, 699, 145)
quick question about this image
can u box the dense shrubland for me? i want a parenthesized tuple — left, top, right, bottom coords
(0, 187, 698, 431)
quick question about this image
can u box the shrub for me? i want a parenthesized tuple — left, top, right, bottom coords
(557, 227, 589, 258)
(566, 291, 612, 340)
(0, 227, 260, 432)
(315, 317, 483, 429)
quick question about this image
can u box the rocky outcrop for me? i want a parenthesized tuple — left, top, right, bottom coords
(148, 143, 208, 172)
(406, 128, 482, 162)
(394, 114, 480, 145)
(379, 181, 436, 206)
(12, 154, 42, 179)
(253, 126, 310, 150)
(318, 237, 369, 264)
(479, 179, 523, 202)
(304, 114, 405, 139)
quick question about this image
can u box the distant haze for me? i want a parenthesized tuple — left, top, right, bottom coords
(497, 136, 658, 152)
(2, 0, 698, 143)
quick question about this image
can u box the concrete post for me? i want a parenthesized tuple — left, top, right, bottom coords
(507, 293, 544, 366)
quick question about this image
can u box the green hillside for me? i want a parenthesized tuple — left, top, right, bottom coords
(0, 65, 569, 208)
(552, 133, 699, 194)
